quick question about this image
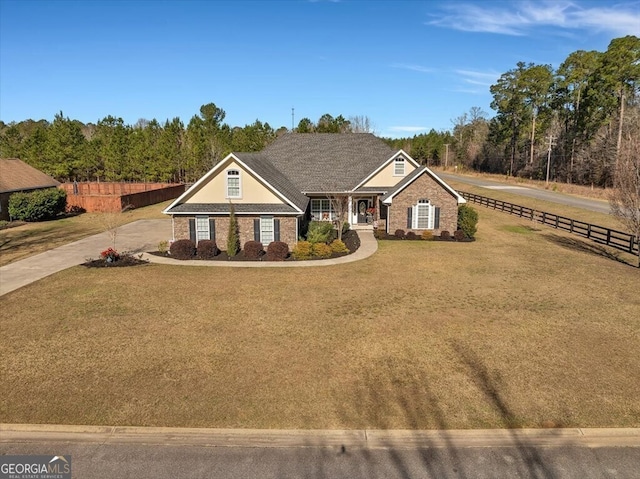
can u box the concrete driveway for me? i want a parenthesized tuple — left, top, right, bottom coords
(0, 219, 172, 297)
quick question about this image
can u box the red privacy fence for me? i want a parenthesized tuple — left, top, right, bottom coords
(60, 182, 185, 212)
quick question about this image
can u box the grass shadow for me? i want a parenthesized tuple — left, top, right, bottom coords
(542, 232, 637, 267)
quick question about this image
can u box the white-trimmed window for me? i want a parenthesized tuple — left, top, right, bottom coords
(394, 157, 405, 176)
(260, 216, 274, 244)
(226, 169, 241, 198)
(412, 199, 435, 230)
(310, 199, 334, 221)
(195, 216, 210, 241)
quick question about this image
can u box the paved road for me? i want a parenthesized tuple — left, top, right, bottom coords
(438, 172, 611, 215)
(3, 440, 639, 478)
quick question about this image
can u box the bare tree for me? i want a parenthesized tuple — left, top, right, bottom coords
(327, 194, 349, 241)
(609, 128, 640, 266)
(349, 115, 376, 134)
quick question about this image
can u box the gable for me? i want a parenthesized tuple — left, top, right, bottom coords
(360, 155, 417, 188)
(181, 158, 283, 205)
(381, 166, 466, 205)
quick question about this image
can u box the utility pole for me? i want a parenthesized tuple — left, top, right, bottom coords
(444, 144, 450, 169)
(545, 135, 555, 186)
(291, 107, 294, 132)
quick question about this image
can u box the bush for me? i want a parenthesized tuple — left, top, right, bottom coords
(373, 228, 387, 240)
(266, 241, 289, 261)
(454, 229, 466, 241)
(394, 229, 405, 239)
(170, 239, 196, 259)
(307, 221, 335, 244)
(406, 231, 418, 240)
(292, 241, 313, 260)
(457, 205, 479, 239)
(421, 230, 434, 241)
(8, 188, 67, 221)
(330, 239, 349, 254)
(197, 239, 220, 259)
(243, 240, 264, 259)
(312, 242, 332, 259)
(158, 240, 169, 254)
(440, 230, 451, 240)
(341, 221, 350, 235)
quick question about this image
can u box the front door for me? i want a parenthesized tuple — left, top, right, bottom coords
(356, 199, 370, 224)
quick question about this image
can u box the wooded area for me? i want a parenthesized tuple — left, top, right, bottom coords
(0, 36, 637, 190)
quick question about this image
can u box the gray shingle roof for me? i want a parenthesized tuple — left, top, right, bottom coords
(165, 203, 300, 214)
(233, 152, 309, 211)
(261, 133, 396, 192)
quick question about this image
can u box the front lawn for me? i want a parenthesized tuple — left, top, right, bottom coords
(0, 207, 638, 429)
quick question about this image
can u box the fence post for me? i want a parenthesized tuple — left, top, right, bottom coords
(587, 224, 591, 239)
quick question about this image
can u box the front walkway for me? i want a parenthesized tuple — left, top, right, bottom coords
(0, 220, 377, 296)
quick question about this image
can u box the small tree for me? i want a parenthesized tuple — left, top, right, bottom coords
(226, 203, 240, 256)
(609, 132, 640, 267)
(328, 194, 349, 241)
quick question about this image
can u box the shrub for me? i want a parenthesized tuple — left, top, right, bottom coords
(373, 228, 387, 240)
(226, 205, 240, 256)
(170, 239, 196, 259)
(8, 188, 67, 221)
(440, 230, 451, 240)
(330, 239, 349, 254)
(158, 240, 169, 254)
(406, 231, 418, 240)
(100, 247, 120, 262)
(421, 230, 434, 241)
(454, 229, 466, 241)
(243, 240, 264, 259)
(292, 241, 313, 260)
(457, 205, 479, 239)
(312, 242, 332, 259)
(197, 239, 220, 259)
(307, 221, 335, 244)
(266, 241, 289, 261)
(341, 221, 350, 235)
(394, 229, 405, 239)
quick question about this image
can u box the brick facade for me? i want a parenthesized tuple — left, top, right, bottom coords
(386, 174, 459, 235)
(172, 215, 298, 251)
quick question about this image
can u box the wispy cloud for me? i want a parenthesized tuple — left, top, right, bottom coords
(389, 126, 429, 132)
(392, 63, 434, 73)
(456, 69, 500, 88)
(427, 1, 640, 36)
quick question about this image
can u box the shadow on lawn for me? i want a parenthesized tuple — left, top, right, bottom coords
(542, 232, 637, 267)
(296, 341, 594, 479)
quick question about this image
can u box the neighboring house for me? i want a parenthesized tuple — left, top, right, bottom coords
(163, 134, 465, 248)
(0, 158, 61, 221)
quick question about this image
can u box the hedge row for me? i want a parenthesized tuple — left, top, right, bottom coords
(374, 229, 471, 241)
(8, 188, 67, 221)
(167, 239, 289, 260)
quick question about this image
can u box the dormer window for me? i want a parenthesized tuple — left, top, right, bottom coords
(394, 157, 405, 176)
(226, 169, 241, 198)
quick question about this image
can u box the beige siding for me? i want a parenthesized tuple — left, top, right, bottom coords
(184, 160, 284, 204)
(361, 158, 416, 188)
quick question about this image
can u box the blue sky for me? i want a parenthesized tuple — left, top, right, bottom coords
(1, 0, 638, 138)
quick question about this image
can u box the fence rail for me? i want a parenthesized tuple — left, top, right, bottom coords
(460, 191, 639, 257)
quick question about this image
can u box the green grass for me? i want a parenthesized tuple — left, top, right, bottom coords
(0, 200, 171, 267)
(0, 207, 638, 430)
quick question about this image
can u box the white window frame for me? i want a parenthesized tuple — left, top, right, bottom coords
(394, 157, 405, 176)
(260, 216, 274, 244)
(195, 215, 210, 242)
(226, 169, 241, 199)
(310, 199, 335, 221)
(413, 199, 434, 230)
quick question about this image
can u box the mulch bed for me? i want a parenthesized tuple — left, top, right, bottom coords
(149, 230, 362, 262)
(83, 255, 150, 268)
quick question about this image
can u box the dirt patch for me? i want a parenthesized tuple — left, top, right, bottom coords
(83, 255, 150, 268)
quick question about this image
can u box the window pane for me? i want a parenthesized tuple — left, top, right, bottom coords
(416, 204, 429, 229)
(196, 217, 209, 241)
(261, 217, 274, 244)
(394, 159, 404, 175)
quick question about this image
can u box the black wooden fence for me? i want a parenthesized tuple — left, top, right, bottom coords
(460, 191, 639, 257)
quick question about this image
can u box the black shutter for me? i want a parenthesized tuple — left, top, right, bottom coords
(434, 207, 440, 229)
(407, 207, 413, 229)
(188, 218, 196, 242)
(254, 218, 260, 241)
(274, 219, 280, 242)
(209, 218, 216, 241)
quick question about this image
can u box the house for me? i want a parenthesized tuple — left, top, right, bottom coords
(163, 134, 466, 248)
(0, 158, 61, 221)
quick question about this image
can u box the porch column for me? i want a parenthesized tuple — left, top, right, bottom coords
(347, 195, 353, 225)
